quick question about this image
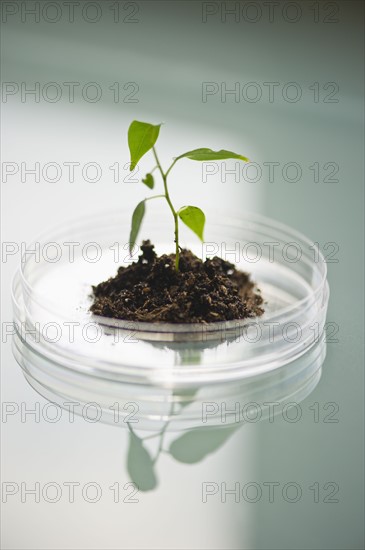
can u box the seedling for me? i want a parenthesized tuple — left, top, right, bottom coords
(128, 120, 249, 271)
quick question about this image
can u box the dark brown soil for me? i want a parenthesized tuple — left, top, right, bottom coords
(90, 241, 264, 323)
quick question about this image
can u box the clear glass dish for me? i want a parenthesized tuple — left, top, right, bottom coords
(11, 209, 329, 429)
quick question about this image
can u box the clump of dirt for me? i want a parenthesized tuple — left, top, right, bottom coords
(90, 241, 264, 323)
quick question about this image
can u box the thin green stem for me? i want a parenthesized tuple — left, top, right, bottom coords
(144, 194, 165, 202)
(165, 158, 178, 179)
(152, 147, 180, 270)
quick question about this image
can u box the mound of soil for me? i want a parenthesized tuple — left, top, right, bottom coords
(90, 241, 264, 323)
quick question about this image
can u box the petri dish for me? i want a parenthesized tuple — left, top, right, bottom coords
(11, 209, 329, 429)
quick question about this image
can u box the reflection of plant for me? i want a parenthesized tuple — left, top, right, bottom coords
(127, 120, 249, 271)
(126, 400, 240, 492)
(127, 426, 157, 492)
(169, 426, 239, 464)
(124, 359, 242, 492)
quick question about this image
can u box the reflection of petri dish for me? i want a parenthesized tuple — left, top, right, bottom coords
(12, 210, 329, 428)
(12, 326, 326, 431)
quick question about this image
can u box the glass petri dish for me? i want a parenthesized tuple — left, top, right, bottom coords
(11, 209, 329, 428)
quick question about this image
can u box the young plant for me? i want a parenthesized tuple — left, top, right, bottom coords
(128, 120, 249, 271)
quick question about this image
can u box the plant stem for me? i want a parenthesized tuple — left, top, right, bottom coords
(145, 194, 165, 202)
(165, 158, 178, 179)
(152, 147, 180, 270)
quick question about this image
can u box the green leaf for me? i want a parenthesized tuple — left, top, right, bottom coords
(178, 206, 205, 241)
(169, 427, 238, 464)
(175, 148, 249, 163)
(129, 200, 145, 254)
(128, 120, 161, 171)
(142, 173, 154, 189)
(127, 429, 157, 492)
